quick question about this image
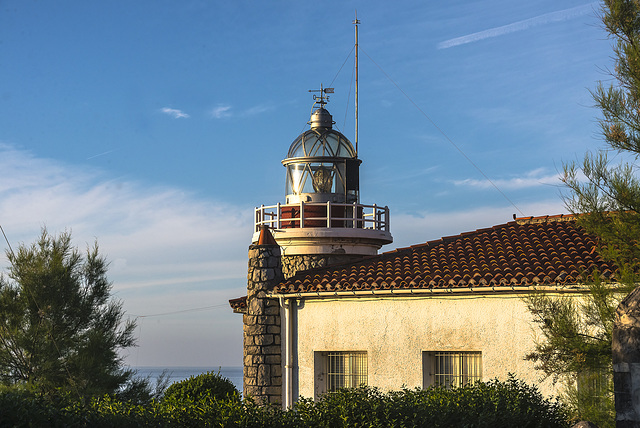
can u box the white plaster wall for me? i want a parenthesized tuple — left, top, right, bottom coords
(293, 293, 559, 400)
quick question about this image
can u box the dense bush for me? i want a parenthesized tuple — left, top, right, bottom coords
(0, 387, 82, 428)
(0, 375, 569, 427)
(295, 375, 569, 428)
(162, 370, 239, 402)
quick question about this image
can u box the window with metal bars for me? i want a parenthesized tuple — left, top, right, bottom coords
(423, 351, 482, 388)
(577, 369, 612, 411)
(324, 351, 368, 392)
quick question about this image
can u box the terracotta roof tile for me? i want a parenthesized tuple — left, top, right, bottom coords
(229, 296, 247, 313)
(273, 216, 618, 294)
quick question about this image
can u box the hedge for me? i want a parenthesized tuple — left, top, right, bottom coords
(0, 376, 569, 428)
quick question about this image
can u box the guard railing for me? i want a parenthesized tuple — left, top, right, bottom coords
(254, 202, 390, 233)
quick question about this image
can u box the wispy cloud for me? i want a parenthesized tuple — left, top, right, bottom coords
(0, 143, 250, 366)
(209, 103, 275, 119)
(452, 168, 561, 190)
(86, 150, 115, 160)
(210, 104, 232, 119)
(160, 107, 190, 119)
(243, 104, 274, 116)
(438, 3, 597, 49)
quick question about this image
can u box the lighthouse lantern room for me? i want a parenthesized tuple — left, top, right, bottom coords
(253, 87, 392, 271)
(283, 87, 360, 205)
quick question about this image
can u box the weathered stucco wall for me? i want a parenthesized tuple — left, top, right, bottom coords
(293, 292, 559, 400)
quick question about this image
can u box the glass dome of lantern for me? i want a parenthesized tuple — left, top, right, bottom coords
(283, 86, 361, 205)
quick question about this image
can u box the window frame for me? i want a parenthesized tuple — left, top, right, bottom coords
(423, 351, 482, 388)
(314, 351, 368, 397)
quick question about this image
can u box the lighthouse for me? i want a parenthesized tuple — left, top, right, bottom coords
(235, 16, 394, 406)
(253, 86, 392, 278)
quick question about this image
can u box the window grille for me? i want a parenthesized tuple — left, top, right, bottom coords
(577, 369, 612, 411)
(325, 351, 367, 392)
(424, 351, 482, 388)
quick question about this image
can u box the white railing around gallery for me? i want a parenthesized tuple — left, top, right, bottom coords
(254, 201, 389, 233)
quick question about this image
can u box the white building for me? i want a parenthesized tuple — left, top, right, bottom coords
(230, 90, 616, 407)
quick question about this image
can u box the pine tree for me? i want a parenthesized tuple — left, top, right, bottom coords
(0, 229, 139, 398)
(525, 1, 640, 425)
(563, 0, 640, 272)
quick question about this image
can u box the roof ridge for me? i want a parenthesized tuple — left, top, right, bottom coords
(514, 213, 576, 225)
(384, 219, 515, 255)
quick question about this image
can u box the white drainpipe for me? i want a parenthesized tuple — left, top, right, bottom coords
(279, 296, 295, 408)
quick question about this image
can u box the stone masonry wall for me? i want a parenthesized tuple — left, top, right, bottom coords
(613, 285, 640, 427)
(282, 254, 366, 279)
(244, 244, 283, 404)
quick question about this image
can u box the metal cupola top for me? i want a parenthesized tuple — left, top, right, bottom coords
(283, 86, 360, 205)
(308, 84, 335, 130)
(309, 106, 334, 130)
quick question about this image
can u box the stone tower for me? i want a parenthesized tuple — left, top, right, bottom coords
(243, 226, 283, 404)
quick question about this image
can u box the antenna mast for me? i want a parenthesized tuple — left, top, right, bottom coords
(353, 12, 360, 156)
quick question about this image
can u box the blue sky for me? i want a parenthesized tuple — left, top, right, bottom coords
(0, 0, 612, 367)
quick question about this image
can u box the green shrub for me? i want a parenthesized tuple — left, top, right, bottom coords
(162, 370, 239, 402)
(0, 375, 569, 427)
(81, 394, 289, 428)
(294, 375, 569, 428)
(0, 386, 84, 427)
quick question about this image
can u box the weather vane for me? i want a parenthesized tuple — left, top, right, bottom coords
(309, 84, 334, 108)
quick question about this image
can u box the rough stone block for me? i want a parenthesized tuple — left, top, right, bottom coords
(252, 270, 262, 283)
(254, 334, 274, 346)
(274, 335, 281, 345)
(245, 324, 268, 336)
(271, 364, 282, 378)
(264, 386, 282, 395)
(244, 354, 253, 366)
(265, 355, 281, 365)
(263, 345, 282, 355)
(265, 305, 280, 316)
(245, 345, 260, 355)
(258, 315, 277, 325)
(265, 298, 278, 307)
(243, 314, 256, 326)
(267, 256, 280, 268)
(244, 385, 261, 397)
(267, 325, 281, 334)
(257, 364, 270, 384)
(249, 298, 264, 314)
(268, 395, 281, 405)
(265, 269, 276, 281)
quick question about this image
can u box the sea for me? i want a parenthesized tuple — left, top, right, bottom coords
(134, 366, 243, 394)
